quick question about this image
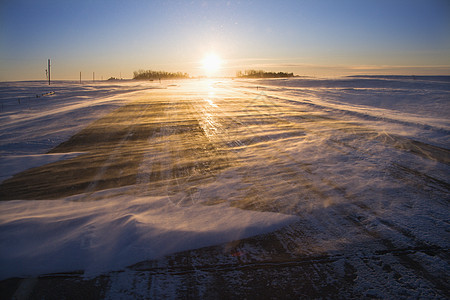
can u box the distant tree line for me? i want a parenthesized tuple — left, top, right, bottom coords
(133, 70, 190, 80)
(236, 70, 294, 78)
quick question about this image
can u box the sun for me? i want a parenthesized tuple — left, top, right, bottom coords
(202, 54, 222, 76)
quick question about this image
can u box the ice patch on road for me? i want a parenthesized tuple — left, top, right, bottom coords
(0, 189, 298, 279)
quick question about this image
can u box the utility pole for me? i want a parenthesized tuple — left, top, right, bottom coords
(93, 72, 95, 82)
(48, 59, 51, 85)
(80, 72, 81, 84)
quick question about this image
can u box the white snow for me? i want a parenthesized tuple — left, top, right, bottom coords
(249, 76, 450, 147)
(0, 80, 154, 156)
(0, 190, 296, 279)
(0, 77, 449, 284)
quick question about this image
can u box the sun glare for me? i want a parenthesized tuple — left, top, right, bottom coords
(202, 54, 222, 76)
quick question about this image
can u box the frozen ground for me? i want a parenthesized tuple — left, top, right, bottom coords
(0, 77, 449, 298)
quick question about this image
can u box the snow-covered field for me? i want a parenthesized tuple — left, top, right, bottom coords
(0, 77, 449, 298)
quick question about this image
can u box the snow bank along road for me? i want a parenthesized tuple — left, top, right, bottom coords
(0, 78, 449, 298)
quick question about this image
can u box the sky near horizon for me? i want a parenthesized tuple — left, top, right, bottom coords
(1, 0, 449, 81)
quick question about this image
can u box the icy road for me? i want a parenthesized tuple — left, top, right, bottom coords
(0, 77, 449, 298)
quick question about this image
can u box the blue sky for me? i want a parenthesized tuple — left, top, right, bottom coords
(1, 0, 449, 80)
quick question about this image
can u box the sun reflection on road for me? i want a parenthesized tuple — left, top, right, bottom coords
(206, 91, 218, 107)
(188, 80, 223, 141)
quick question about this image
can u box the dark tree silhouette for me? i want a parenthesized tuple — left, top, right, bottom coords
(133, 70, 190, 80)
(236, 70, 294, 78)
